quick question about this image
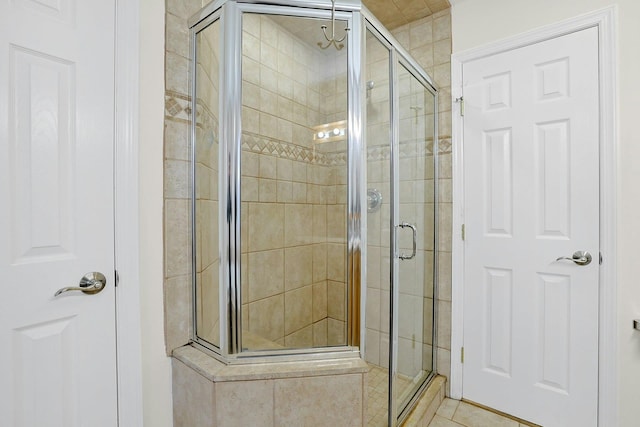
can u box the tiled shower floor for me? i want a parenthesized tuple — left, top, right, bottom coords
(367, 365, 389, 427)
(366, 364, 413, 427)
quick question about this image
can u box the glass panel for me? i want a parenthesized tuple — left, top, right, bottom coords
(240, 12, 349, 352)
(194, 19, 222, 348)
(364, 29, 392, 427)
(395, 62, 436, 415)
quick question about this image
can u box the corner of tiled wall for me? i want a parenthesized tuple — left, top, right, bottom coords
(164, 0, 206, 355)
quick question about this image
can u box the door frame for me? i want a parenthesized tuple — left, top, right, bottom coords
(450, 6, 618, 426)
(114, 0, 144, 425)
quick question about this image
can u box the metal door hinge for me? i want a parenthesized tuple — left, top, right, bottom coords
(115, 270, 120, 287)
(461, 347, 464, 363)
(455, 96, 464, 116)
(599, 252, 603, 265)
(461, 224, 465, 241)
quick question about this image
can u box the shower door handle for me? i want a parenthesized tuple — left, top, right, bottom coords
(398, 222, 417, 260)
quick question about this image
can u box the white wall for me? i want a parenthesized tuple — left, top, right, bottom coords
(139, 0, 173, 425)
(450, 0, 640, 425)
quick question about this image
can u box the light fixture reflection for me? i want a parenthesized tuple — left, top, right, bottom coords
(312, 120, 347, 143)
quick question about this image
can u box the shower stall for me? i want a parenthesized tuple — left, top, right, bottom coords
(189, 1, 438, 425)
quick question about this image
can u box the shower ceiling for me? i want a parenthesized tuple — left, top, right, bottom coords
(269, 15, 349, 51)
(268, 0, 450, 51)
(362, 0, 450, 29)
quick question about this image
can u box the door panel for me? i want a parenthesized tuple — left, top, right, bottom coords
(11, 46, 76, 263)
(462, 27, 599, 427)
(394, 62, 436, 415)
(0, 1, 118, 426)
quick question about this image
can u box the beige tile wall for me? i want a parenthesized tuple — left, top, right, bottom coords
(239, 14, 349, 350)
(164, 0, 206, 354)
(363, 31, 391, 374)
(194, 18, 221, 347)
(364, 100, 390, 367)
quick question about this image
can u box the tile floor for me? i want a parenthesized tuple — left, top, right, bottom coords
(428, 399, 535, 427)
(367, 365, 389, 427)
(367, 364, 415, 427)
(367, 365, 532, 427)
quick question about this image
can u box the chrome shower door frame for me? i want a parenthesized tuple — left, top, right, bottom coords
(189, 0, 365, 363)
(361, 7, 439, 426)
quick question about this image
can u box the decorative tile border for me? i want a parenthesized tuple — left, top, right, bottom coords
(166, 89, 451, 166)
(241, 132, 322, 164)
(165, 90, 191, 122)
(438, 138, 452, 154)
(240, 132, 449, 166)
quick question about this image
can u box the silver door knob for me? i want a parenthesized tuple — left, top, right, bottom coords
(54, 272, 107, 297)
(556, 251, 592, 266)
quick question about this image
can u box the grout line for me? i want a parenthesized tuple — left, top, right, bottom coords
(431, 414, 467, 427)
(448, 399, 460, 421)
(460, 399, 542, 427)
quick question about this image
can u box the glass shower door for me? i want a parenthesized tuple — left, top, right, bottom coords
(364, 28, 392, 427)
(393, 62, 437, 419)
(364, 26, 437, 426)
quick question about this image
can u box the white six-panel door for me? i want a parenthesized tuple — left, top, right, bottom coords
(462, 27, 600, 427)
(0, 1, 118, 426)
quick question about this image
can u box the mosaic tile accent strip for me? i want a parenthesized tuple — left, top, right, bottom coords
(165, 90, 191, 122)
(438, 138, 452, 154)
(196, 102, 217, 134)
(324, 150, 348, 166)
(241, 132, 324, 164)
(241, 132, 446, 166)
(164, 91, 221, 139)
(168, 93, 451, 165)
